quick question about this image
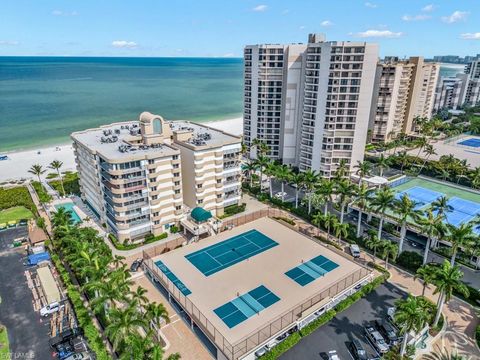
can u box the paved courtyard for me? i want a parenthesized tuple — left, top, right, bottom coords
(0, 227, 53, 360)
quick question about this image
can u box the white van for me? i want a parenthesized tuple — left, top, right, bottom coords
(40, 301, 64, 317)
(350, 244, 361, 258)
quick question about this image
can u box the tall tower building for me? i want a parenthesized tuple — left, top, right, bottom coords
(462, 60, 480, 106)
(243, 34, 379, 177)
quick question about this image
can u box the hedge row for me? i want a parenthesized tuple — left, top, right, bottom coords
(32, 181, 52, 203)
(0, 186, 36, 213)
(50, 253, 110, 360)
(50, 172, 81, 196)
(109, 232, 168, 250)
(259, 274, 388, 359)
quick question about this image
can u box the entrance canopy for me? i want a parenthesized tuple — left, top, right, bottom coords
(191, 207, 212, 223)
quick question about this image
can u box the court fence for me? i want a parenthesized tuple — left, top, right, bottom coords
(142, 208, 372, 359)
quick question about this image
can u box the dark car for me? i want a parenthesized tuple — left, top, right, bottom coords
(130, 258, 144, 272)
(375, 320, 401, 346)
(349, 339, 368, 360)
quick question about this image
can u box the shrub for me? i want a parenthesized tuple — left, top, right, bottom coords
(50, 172, 80, 196)
(314, 235, 343, 251)
(170, 225, 179, 234)
(476, 325, 480, 348)
(0, 186, 36, 213)
(396, 251, 423, 272)
(273, 216, 296, 226)
(219, 203, 247, 219)
(31, 181, 52, 203)
(259, 333, 302, 360)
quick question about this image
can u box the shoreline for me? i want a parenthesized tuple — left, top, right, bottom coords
(0, 117, 243, 183)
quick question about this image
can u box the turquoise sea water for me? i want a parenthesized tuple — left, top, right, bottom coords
(0, 57, 243, 152)
(0, 57, 461, 152)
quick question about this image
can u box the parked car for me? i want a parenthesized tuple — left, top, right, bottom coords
(387, 307, 396, 323)
(375, 320, 401, 346)
(350, 244, 361, 258)
(365, 324, 389, 354)
(328, 350, 340, 360)
(40, 301, 64, 317)
(130, 258, 144, 272)
(55, 342, 74, 359)
(274, 191, 288, 199)
(64, 352, 91, 360)
(348, 339, 368, 360)
(254, 347, 267, 358)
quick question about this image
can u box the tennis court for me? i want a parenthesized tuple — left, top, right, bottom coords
(392, 177, 480, 233)
(213, 285, 280, 328)
(285, 255, 339, 286)
(458, 138, 480, 148)
(185, 229, 278, 276)
(155, 260, 192, 296)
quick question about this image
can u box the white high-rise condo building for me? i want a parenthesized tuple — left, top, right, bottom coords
(243, 34, 379, 177)
(72, 112, 242, 242)
(369, 57, 439, 143)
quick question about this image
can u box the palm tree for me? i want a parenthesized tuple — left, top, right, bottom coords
(394, 194, 422, 254)
(336, 180, 355, 223)
(264, 161, 278, 198)
(419, 144, 437, 174)
(376, 154, 389, 177)
(365, 233, 383, 261)
(431, 260, 469, 327)
(254, 155, 270, 193)
(415, 264, 437, 296)
(316, 179, 334, 216)
(469, 167, 480, 189)
(445, 223, 475, 265)
(145, 302, 170, 328)
(275, 164, 292, 202)
(302, 169, 320, 214)
(371, 187, 395, 239)
(415, 136, 428, 162)
(252, 138, 269, 157)
(353, 183, 374, 237)
(243, 161, 257, 187)
(52, 207, 74, 228)
(397, 151, 411, 172)
(423, 348, 466, 360)
(131, 286, 149, 305)
(354, 160, 372, 186)
(333, 221, 349, 243)
(289, 172, 304, 208)
(334, 159, 349, 180)
(105, 303, 149, 351)
(394, 295, 430, 357)
(417, 209, 445, 264)
(49, 160, 65, 195)
(381, 240, 398, 269)
(431, 196, 453, 219)
(28, 164, 46, 183)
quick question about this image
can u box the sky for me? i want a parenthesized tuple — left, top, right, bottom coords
(0, 0, 479, 58)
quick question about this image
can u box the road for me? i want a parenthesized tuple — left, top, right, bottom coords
(0, 227, 53, 360)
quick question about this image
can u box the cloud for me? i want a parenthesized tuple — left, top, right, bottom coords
(111, 40, 138, 49)
(52, 10, 78, 16)
(402, 14, 431, 21)
(299, 26, 306, 30)
(0, 40, 19, 46)
(460, 33, 480, 40)
(365, 2, 377, 8)
(321, 20, 333, 27)
(422, 4, 434, 12)
(252, 5, 268, 12)
(353, 30, 403, 38)
(441, 11, 468, 23)
(282, 9, 290, 15)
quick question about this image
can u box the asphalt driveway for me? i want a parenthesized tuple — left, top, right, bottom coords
(0, 227, 53, 360)
(280, 282, 407, 360)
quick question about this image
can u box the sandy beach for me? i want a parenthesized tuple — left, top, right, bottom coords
(0, 117, 243, 183)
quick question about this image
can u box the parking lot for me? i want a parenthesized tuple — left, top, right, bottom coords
(280, 282, 407, 360)
(0, 227, 53, 360)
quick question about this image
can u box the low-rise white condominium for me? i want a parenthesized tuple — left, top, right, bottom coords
(71, 112, 242, 242)
(243, 33, 379, 177)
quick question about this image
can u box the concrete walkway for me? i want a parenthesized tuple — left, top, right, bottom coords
(27, 182, 53, 236)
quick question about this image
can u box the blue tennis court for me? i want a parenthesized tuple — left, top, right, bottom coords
(155, 260, 192, 296)
(440, 197, 480, 229)
(185, 229, 278, 276)
(395, 186, 443, 209)
(213, 285, 280, 328)
(285, 255, 339, 286)
(458, 138, 480, 148)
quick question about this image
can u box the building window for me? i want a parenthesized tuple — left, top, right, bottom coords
(174, 172, 180, 177)
(153, 212, 159, 217)
(198, 199, 203, 204)
(173, 155, 179, 160)
(152, 195, 158, 200)
(154, 220, 160, 225)
(148, 159, 155, 164)
(197, 184, 203, 189)
(150, 177, 156, 182)
(176, 205, 182, 210)
(173, 164, 179, 169)
(151, 186, 157, 191)
(174, 189, 180, 194)
(174, 181, 180, 186)
(153, 118, 162, 134)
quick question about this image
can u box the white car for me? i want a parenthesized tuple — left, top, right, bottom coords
(328, 350, 340, 360)
(350, 244, 361, 258)
(40, 301, 64, 317)
(274, 192, 288, 199)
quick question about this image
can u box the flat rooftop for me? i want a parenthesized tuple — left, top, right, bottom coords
(170, 120, 240, 149)
(71, 121, 179, 161)
(152, 217, 366, 346)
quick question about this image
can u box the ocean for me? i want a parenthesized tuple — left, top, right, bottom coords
(0, 57, 463, 152)
(0, 57, 243, 152)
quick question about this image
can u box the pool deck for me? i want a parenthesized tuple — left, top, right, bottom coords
(152, 217, 365, 346)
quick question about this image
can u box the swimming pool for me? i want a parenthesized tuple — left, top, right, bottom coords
(185, 229, 278, 276)
(458, 138, 480, 148)
(54, 203, 82, 223)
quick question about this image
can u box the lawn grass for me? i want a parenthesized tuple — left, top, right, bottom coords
(0, 326, 9, 358)
(0, 206, 33, 224)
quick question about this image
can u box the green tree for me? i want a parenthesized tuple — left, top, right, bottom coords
(431, 260, 469, 327)
(376, 154, 389, 177)
(274, 164, 292, 202)
(49, 160, 65, 195)
(381, 240, 398, 269)
(445, 223, 475, 266)
(417, 210, 445, 264)
(264, 161, 278, 198)
(418, 144, 437, 174)
(354, 160, 372, 186)
(289, 172, 304, 208)
(353, 183, 374, 237)
(394, 295, 430, 357)
(414, 264, 437, 296)
(371, 187, 395, 239)
(253, 155, 270, 193)
(469, 166, 480, 189)
(302, 169, 320, 214)
(243, 161, 258, 187)
(316, 178, 335, 216)
(336, 180, 355, 224)
(365, 233, 383, 261)
(394, 194, 422, 254)
(28, 164, 46, 183)
(333, 221, 349, 243)
(431, 196, 453, 218)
